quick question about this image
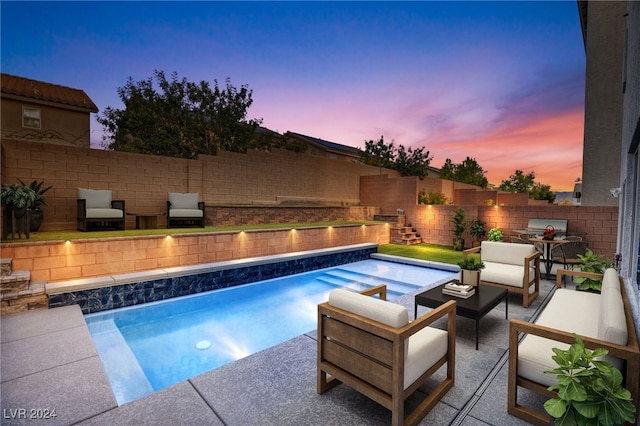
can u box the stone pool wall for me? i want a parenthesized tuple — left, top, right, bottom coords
(48, 243, 378, 314)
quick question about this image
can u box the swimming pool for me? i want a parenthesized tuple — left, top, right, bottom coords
(85, 259, 455, 405)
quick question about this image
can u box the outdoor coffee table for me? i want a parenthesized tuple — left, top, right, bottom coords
(126, 211, 165, 229)
(414, 282, 508, 350)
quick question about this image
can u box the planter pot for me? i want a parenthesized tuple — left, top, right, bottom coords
(29, 209, 43, 232)
(453, 237, 464, 251)
(472, 240, 481, 248)
(460, 269, 481, 286)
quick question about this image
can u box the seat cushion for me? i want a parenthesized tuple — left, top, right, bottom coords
(518, 288, 615, 387)
(168, 192, 199, 209)
(78, 188, 112, 209)
(482, 262, 535, 288)
(169, 208, 204, 218)
(328, 288, 408, 328)
(404, 326, 448, 389)
(86, 208, 123, 219)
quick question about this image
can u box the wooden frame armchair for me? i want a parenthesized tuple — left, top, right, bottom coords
(317, 285, 456, 426)
(464, 241, 541, 308)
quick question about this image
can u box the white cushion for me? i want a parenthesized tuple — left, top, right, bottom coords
(86, 208, 123, 219)
(480, 241, 536, 266)
(328, 288, 408, 328)
(168, 192, 199, 209)
(404, 326, 448, 389)
(78, 188, 112, 209)
(598, 270, 627, 345)
(518, 286, 626, 386)
(169, 208, 203, 218)
(482, 262, 535, 289)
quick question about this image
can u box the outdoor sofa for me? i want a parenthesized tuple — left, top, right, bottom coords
(507, 268, 640, 425)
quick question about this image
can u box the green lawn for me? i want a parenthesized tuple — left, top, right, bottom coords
(378, 243, 479, 265)
(1, 221, 381, 243)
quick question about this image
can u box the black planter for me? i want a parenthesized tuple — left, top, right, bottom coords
(29, 209, 43, 232)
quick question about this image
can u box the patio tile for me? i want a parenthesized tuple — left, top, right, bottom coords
(77, 381, 222, 426)
(0, 305, 84, 343)
(0, 357, 117, 426)
(1, 325, 96, 382)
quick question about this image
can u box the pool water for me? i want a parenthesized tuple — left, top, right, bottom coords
(85, 259, 455, 405)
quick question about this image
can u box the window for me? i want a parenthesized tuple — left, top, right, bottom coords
(22, 107, 41, 129)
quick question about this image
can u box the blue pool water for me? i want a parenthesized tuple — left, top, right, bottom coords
(85, 259, 455, 405)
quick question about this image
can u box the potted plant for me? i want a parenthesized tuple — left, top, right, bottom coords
(457, 257, 485, 286)
(450, 207, 467, 251)
(1, 183, 37, 238)
(544, 333, 636, 425)
(574, 249, 613, 293)
(19, 179, 52, 232)
(488, 227, 503, 242)
(469, 218, 486, 247)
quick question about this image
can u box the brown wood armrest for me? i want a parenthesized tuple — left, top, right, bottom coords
(358, 284, 388, 300)
(463, 246, 481, 259)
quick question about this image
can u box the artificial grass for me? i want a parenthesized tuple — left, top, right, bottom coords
(378, 243, 480, 265)
(0, 221, 381, 243)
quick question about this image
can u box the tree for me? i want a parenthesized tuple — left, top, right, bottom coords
(98, 70, 263, 159)
(361, 136, 432, 179)
(499, 170, 556, 203)
(439, 157, 489, 189)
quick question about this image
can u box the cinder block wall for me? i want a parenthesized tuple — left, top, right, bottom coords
(2, 224, 390, 282)
(360, 173, 618, 258)
(0, 139, 391, 230)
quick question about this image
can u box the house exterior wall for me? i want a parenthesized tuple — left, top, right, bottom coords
(581, 1, 627, 206)
(0, 98, 92, 148)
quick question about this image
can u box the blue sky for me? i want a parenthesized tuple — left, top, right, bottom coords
(1, 1, 585, 190)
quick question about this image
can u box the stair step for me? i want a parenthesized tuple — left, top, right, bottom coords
(1, 258, 12, 277)
(0, 270, 30, 293)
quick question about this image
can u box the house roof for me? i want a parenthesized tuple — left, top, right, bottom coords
(286, 132, 362, 157)
(1, 73, 98, 113)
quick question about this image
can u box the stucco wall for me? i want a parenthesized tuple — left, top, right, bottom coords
(0, 99, 92, 148)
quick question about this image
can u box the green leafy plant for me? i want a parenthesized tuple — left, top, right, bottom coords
(469, 218, 486, 240)
(450, 207, 467, 251)
(1, 183, 37, 212)
(544, 334, 636, 425)
(487, 227, 503, 242)
(457, 257, 485, 270)
(418, 190, 449, 205)
(574, 249, 612, 292)
(450, 208, 467, 238)
(18, 179, 52, 210)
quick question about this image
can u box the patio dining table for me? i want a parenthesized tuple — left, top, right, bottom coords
(528, 237, 569, 279)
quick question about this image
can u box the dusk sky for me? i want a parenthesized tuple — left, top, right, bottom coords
(1, 1, 585, 191)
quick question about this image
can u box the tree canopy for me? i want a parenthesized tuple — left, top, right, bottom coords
(361, 136, 432, 179)
(98, 70, 265, 159)
(499, 169, 556, 203)
(439, 157, 489, 189)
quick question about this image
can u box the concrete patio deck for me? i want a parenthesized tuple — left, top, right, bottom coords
(1, 278, 556, 426)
